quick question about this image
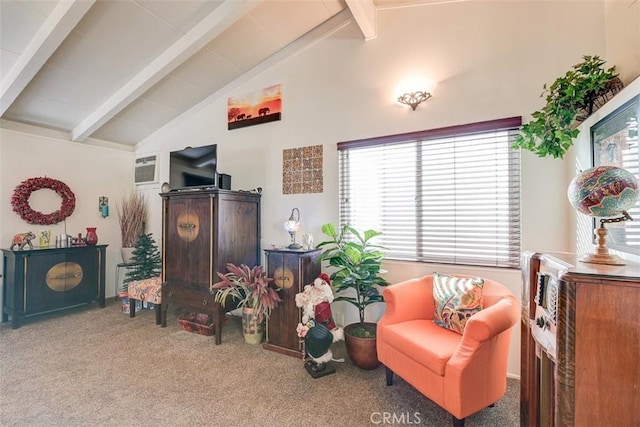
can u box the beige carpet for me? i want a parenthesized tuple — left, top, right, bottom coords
(0, 300, 519, 426)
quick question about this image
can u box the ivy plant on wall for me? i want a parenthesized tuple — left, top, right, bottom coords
(513, 55, 623, 159)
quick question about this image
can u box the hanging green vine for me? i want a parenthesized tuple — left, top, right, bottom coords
(513, 55, 623, 159)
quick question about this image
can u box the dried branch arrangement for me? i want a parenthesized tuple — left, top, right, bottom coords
(116, 191, 149, 247)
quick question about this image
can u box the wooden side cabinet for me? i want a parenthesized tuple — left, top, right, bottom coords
(263, 248, 321, 358)
(521, 251, 640, 426)
(2, 245, 107, 328)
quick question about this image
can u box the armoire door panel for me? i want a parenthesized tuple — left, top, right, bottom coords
(215, 199, 259, 273)
(26, 253, 67, 313)
(64, 249, 99, 305)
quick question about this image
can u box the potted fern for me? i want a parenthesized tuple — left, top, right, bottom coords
(513, 55, 623, 159)
(317, 223, 389, 369)
(211, 264, 282, 345)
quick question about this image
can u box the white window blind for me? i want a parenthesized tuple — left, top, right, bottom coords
(338, 117, 522, 268)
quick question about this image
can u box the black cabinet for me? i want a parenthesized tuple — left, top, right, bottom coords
(2, 245, 107, 328)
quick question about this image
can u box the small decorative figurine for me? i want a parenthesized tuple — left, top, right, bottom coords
(11, 232, 36, 251)
(39, 229, 51, 248)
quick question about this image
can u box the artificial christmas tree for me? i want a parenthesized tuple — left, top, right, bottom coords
(123, 232, 162, 291)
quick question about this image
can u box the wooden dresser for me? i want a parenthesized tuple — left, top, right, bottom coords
(160, 189, 260, 344)
(520, 252, 640, 426)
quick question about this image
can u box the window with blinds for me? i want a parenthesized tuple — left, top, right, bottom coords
(337, 117, 522, 269)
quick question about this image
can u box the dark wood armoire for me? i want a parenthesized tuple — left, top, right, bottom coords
(160, 189, 261, 344)
(521, 251, 640, 426)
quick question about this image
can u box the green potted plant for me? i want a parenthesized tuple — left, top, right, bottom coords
(211, 263, 282, 345)
(116, 191, 149, 263)
(513, 55, 623, 159)
(317, 223, 389, 370)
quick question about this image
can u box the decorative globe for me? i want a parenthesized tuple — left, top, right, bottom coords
(567, 166, 639, 218)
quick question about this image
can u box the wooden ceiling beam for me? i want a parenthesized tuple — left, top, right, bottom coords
(140, 8, 354, 149)
(0, 0, 96, 116)
(345, 0, 377, 40)
(71, 0, 259, 142)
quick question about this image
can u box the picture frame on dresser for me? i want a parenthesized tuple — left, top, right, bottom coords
(590, 94, 640, 255)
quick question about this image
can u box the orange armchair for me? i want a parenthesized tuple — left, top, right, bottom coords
(377, 274, 519, 427)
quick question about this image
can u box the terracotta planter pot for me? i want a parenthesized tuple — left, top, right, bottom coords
(344, 322, 380, 370)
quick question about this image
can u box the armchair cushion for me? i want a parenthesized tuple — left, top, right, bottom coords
(432, 272, 484, 334)
(381, 319, 461, 376)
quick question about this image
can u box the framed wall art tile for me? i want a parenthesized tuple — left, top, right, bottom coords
(283, 145, 323, 194)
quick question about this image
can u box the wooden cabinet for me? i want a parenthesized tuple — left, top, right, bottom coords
(521, 252, 640, 426)
(2, 245, 107, 328)
(263, 248, 321, 358)
(160, 189, 260, 344)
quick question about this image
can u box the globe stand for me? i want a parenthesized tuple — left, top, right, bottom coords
(580, 212, 632, 266)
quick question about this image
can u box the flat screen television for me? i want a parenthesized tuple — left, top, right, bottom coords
(169, 144, 217, 191)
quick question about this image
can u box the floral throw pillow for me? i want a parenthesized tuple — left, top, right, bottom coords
(432, 272, 484, 334)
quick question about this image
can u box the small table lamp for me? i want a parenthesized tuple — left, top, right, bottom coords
(284, 208, 302, 249)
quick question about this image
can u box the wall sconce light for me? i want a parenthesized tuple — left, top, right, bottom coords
(397, 90, 432, 111)
(283, 208, 302, 249)
(99, 196, 109, 218)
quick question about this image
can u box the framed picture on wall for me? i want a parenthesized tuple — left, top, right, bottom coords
(590, 94, 640, 254)
(227, 84, 282, 130)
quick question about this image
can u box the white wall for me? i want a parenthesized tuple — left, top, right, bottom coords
(0, 122, 134, 300)
(135, 1, 617, 378)
(604, 0, 640, 84)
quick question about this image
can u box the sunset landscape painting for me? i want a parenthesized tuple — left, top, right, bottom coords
(227, 84, 282, 130)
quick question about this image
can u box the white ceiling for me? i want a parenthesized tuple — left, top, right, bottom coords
(0, 0, 444, 147)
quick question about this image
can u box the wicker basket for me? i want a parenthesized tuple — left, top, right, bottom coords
(574, 77, 625, 123)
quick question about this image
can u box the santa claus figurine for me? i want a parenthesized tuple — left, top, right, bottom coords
(295, 273, 344, 377)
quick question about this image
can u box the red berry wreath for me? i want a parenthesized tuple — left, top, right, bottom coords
(11, 177, 76, 225)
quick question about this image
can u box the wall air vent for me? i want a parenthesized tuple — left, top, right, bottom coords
(134, 154, 158, 185)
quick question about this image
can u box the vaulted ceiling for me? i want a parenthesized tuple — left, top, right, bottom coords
(0, 0, 435, 147)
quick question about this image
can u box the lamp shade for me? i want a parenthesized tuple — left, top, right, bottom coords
(283, 220, 300, 233)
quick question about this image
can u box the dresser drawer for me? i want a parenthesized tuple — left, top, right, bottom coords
(162, 283, 219, 313)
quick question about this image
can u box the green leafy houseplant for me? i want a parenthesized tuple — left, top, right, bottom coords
(317, 223, 389, 338)
(513, 55, 623, 159)
(211, 263, 282, 323)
